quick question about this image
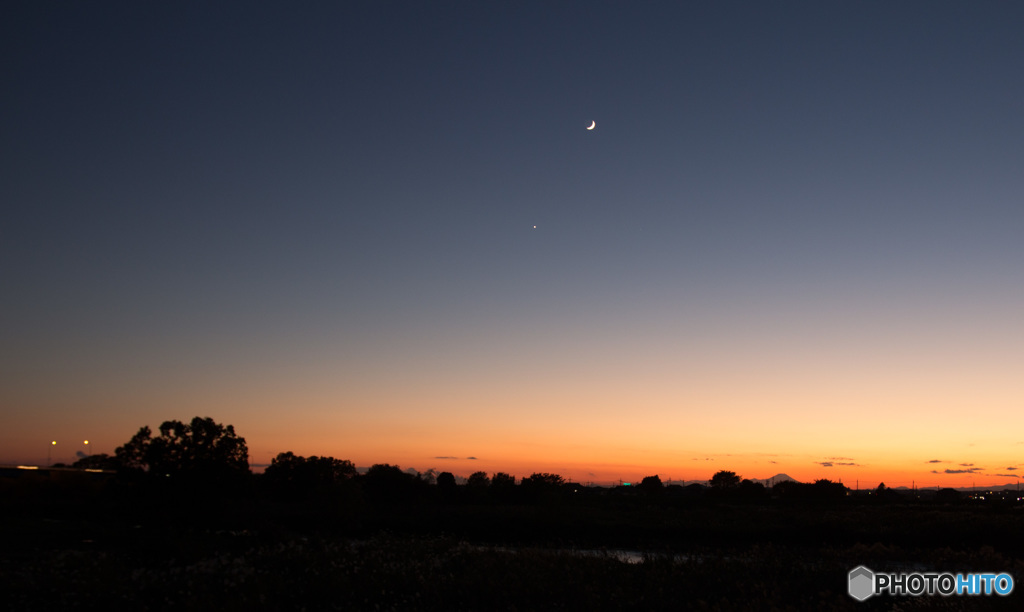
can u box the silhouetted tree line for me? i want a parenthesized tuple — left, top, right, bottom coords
(69, 418, 998, 508)
(261, 451, 358, 501)
(772, 478, 847, 501)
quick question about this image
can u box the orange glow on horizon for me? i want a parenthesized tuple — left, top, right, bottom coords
(4, 345, 1020, 491)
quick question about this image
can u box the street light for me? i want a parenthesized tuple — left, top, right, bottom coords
(48, 440, 56, 466)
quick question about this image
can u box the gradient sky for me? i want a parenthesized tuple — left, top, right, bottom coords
(3, 2, 1022, 487)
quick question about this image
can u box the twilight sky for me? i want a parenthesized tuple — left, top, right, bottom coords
(3, 1, 1022, 487)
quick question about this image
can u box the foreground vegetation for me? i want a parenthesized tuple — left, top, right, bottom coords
(4, 417, 1021, 610)
(3, 525, 1022, 611)
(3, 471, 1022, 611)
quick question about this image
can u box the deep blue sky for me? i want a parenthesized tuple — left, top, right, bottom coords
(3, 2, 1022, 482)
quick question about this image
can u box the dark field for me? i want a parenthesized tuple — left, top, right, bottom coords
(2, 472, 1021, 611)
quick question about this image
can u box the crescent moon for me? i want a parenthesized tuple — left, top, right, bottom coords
(586, 120, 596, 130)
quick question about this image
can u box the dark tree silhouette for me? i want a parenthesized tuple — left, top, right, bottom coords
(464, 470, 490, 501)
(772, 479, 801, 498)
(361, 463, 425, 503)
(522, 473, 565, 488)
(467, 471, 490, 489)
(637, 475, 664, 496)
(261, 452, 358, 504)
(115, 425, 151, 472)
(491, 472, 516, 488)
(737, 478, 767, 499)
(520, 473, 565, 502)
(639, 475, 664, 489)
(436, 472, 456, 501)
(114, 417, 249, 482)
(709, 470, 741, 489)
(264, 452, 356, 488)
(489, 472, 516, 502)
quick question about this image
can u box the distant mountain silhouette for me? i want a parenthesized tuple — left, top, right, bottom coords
(754, 473, 800, 486)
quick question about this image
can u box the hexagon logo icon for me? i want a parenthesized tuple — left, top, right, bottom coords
(848, 566, 875, 601)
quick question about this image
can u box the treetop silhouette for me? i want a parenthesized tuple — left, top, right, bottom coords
(115, 416, 249, 482)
